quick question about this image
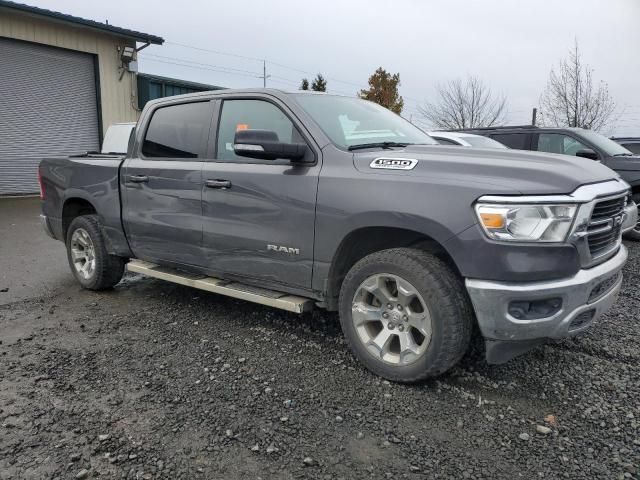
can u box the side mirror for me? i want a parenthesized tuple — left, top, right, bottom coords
(233, 129, 307, 161)
(575, 148, 599, 160)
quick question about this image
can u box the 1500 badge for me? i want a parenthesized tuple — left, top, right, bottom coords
(370, 158, 418, 170)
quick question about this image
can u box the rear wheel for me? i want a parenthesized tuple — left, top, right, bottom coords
(623, 193, 640, 241)
(66, 215, 126, 290)
(338, 248, 473, 383)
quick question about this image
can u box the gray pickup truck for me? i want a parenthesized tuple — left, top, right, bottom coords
(39, 89, 635, 382)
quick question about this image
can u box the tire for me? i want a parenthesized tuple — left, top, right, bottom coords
(338, 248, 473, 383)
(623, 194, 640, 241)
(65, 215, 126, 290)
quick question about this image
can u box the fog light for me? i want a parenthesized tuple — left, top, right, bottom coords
(569, 309, 595, 330)
(508, 297, 562, 320)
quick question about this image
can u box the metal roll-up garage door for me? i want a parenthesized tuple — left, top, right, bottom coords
(0, 38, 100, 195)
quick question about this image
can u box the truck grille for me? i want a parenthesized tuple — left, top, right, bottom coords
(586, 195, 626, 257)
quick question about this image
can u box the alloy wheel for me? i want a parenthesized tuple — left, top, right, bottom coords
(70, 228, 96, 280)
(351, 274, 432, 365)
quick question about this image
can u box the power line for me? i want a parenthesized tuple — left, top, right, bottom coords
(142, 53, 262, 76)
(139, 56, 263, 80)
(164, 41, 264, 63)
(160, 40, 424, 102)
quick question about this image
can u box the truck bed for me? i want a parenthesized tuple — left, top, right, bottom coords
(39, 152, 129, 256)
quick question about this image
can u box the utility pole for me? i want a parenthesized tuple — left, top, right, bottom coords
(531, 107, 537, 126)
(261, 60, 271, 87)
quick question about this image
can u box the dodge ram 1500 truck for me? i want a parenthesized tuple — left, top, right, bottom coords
(39, 89, 635, 382)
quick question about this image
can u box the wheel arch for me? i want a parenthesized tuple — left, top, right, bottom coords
(62, 197, 98, 240)
(324, 226, 460, 311)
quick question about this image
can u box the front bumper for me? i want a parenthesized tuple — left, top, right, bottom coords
(466, 245, 627, 362)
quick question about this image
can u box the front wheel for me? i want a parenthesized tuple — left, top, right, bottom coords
(66, 215, 126, 290)
(338, 248, 473, 383)
(623, 194, 640, 241)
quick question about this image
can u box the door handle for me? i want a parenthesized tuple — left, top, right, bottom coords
(205, 179, 232, 189)
(128, 175, 149, 184)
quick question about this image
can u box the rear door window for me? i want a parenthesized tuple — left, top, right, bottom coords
(489, 133, 529, 150)
(142, 101, 212, 159)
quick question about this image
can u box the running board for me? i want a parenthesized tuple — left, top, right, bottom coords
(127, 260, 313, 314)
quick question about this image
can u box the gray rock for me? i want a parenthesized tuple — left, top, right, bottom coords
(536, 425, 552, 435)
(519, 433, 531, 441)
(266, 444, 278, 454)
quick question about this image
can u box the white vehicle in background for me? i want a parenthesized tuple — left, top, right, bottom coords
(429, 131, 508, 149)
(101, 122, 136, 154)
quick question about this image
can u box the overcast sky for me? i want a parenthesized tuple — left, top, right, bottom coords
(29, 0, 640, 135)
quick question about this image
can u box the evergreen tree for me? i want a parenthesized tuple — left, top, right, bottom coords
(311, 74, 327, 92)
(359, 67, 404, 114)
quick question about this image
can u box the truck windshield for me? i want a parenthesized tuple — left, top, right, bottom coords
(576, 129, 633, 156)
(293, 94, 437, 150)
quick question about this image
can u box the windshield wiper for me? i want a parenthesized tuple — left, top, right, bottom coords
(348, 141, 412, 151)
(613, 153, 634, 157)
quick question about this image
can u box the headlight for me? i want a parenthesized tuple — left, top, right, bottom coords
(475, 203, 577, 242)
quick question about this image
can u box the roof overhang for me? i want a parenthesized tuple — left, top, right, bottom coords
(0, 0, 164, 45)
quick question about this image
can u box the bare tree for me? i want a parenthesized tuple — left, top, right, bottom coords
(539, 41, 615, 131)
(418, 76, 506, 129)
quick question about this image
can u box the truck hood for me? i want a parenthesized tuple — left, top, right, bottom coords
(353, 145, 620, 195)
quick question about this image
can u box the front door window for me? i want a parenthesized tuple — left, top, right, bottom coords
(537, 133, 590, 157)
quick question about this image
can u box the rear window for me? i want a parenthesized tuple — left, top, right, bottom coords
(433, 137, 461, 146)
(621, 143, 640, 155)
(463, 136, 508, 149)
(142, 102, 211, 159)
(489, 133, 529, 150)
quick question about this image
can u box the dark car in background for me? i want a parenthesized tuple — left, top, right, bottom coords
(462, 126, 640, 239)
(611, 137, 640, 155)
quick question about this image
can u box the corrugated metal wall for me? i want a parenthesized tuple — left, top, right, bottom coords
(0, 38, 100, 194)
(0, 10, 139, 139)
(0, 10, 140, 194)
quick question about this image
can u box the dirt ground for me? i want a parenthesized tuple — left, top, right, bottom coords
(0, 198, 638, 479)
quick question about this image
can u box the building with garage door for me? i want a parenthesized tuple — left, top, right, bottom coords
(0, 1, 163, 195)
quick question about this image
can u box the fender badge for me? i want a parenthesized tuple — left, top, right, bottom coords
(370, 157, 418, 170)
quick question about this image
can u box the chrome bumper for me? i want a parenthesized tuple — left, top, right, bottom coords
(622, 201, 638, 234)
(466, 245, 627, 344)
(40, 214, 56, 239)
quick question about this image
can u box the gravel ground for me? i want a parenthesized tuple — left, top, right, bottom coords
(1, 242, 638, 480)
